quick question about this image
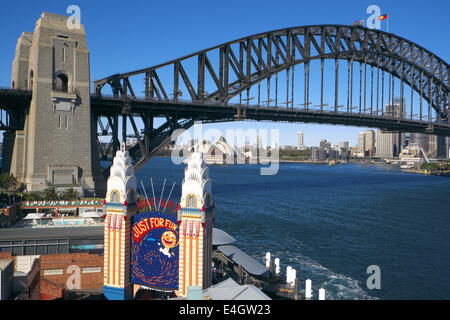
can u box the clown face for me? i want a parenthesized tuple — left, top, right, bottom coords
(161, 231, 177, 249)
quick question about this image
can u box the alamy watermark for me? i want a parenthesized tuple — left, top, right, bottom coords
(66, 265, 81, 290)
(66, 5, 81, 30)
(366, 265, 381, 290)
(170, 122, 280, 175)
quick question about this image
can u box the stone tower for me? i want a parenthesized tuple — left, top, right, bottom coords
(8, 13, 104, 195)
(103, 143, 137, 300)
(177, 150, 215, 296)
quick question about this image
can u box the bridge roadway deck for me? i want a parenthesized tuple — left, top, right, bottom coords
(2, 89, 450, 136)
(91, 96, 450, 136)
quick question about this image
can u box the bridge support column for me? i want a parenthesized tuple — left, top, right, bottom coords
(2, 131, 25, 180)
(10, 13, 105, 196)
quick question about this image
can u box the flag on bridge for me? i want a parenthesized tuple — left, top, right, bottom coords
(352, 20, 364, 27)
(378, 14, 388, 21)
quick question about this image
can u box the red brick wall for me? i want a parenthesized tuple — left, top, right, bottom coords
(40, 279, 66, 300)
(40, 253, 103, 290)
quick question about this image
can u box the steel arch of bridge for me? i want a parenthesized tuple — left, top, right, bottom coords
(93, 25, 450, 170)
(94, 25, 449, 118)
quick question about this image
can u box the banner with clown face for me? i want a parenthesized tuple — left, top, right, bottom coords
(131, 211, 179, 290)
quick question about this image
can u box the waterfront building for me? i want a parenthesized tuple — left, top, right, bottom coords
(357, 132, 365, 155)
(338, 141, 349, 150)
(178, 150, 215, 296)
(427, 135, 447, 159)
(410, 133, 428, 153)
(364, 130, 376, 157)
(376, 98, 405, 158)
(311, 147, 327, 162)
(103, 144, 137, 300)
(375, 130, 401, 158)
(328, 149, 339, 159)
(435, 136, 447, 159)
(319, 139, 331, 150)
(202, 137, 234, 165)
(340, 148, 349, 160)
(297, 132, 306, 150)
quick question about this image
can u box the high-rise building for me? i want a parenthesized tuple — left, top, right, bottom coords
(320, 139, 331, 150)
(357, 132, 366, 154)
(436, 136, 447, 159)
(364, 130, 376, 157)
(384, 97, 406, 118)
(376, 130, 401, 158)
(338, 141, 349, 150)
(297, 132, 305, 150)
(376, 98, 406, 158)
(311, 147, 327, 162)
(427, 135, 447, 158)
(410, 133, 428, 153)
(428, 135, 437, 157)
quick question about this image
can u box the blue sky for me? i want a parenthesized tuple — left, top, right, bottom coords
(0, 0, 449, 146)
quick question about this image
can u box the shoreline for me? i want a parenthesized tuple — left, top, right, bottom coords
(401, 169, 450, 177)
(154, 156, 449, 177)
(155, 156, 393, 166)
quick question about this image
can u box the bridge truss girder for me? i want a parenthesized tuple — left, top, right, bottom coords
(94, 98, 199, 172)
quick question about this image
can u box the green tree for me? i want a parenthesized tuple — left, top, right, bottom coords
(0, 173, 18, 193)
(59, 188, 80, 201)
(42, 186, 58, 200)
(22, 192, 42, 201)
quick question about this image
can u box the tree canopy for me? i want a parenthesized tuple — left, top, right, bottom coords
(0, 173, 18, 193)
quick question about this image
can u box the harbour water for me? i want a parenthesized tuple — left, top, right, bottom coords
(137, 157, 450, 300)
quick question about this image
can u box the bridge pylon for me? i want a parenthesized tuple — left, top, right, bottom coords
(6, 13, 105, 195)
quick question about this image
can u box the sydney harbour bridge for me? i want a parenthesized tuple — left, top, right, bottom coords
(0, 13, 448, 194)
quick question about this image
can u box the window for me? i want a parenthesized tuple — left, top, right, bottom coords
(186, 194, 197, 208)
(54, 73, 68, 92)
(11, 81, 15, 89)
(111, 191, 120, 203)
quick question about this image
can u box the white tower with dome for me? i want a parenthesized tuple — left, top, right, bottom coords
(103, 143, 137, 300)
(178, 148, 215, 296)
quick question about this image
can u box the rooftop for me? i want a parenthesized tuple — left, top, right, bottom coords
(212, 228, 236, 246)
(204, 277, 271, 300)
(217, 245, 268, 276)
(0, 226, 103, 241)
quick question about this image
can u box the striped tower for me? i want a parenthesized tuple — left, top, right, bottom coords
(103, 143, 137, 300)
(178, 150, 215, 296)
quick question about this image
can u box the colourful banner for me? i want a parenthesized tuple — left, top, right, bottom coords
(131, 211, 179, 291)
